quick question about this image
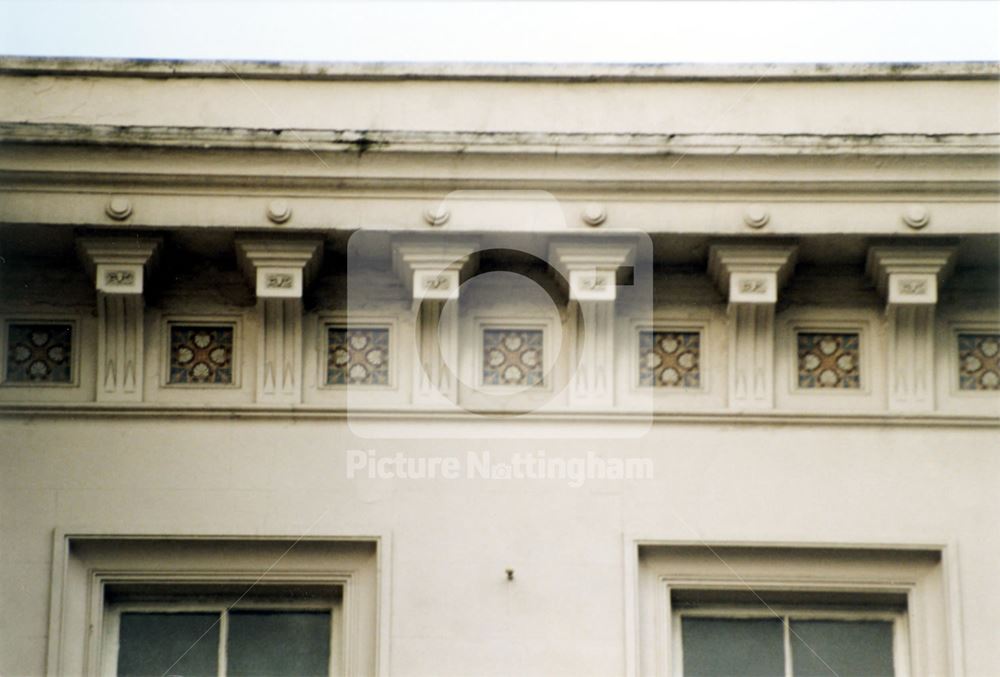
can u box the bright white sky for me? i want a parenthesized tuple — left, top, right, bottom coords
(0, 1, 998, 64)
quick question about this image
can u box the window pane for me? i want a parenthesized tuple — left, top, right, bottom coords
(681, 617, 785, 677)
(227, 611, 330, 677)
(117, 612, 220, 677)
(790, 620, 894, 677)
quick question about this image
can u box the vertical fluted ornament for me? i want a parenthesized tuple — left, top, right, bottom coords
(258, 297, 303, 401)
(96, 293, 144, 400)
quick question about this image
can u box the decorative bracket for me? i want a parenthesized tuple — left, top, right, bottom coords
(77, 236, 162, 402)
(866, 246, 956, 411)
(549, 239, 635, 408)
(708, 244, 797, 410)
(236, 238, 324, 404)
(392, 239, 479, 405)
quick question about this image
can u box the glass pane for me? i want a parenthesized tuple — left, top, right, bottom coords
(681, 617, 785, 677)
(790, 620, 894, 677)
(117, 612, 220, 677)
(227, 611, 330, 677)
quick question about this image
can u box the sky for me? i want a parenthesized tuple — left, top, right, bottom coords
(0, 0, 998, 64)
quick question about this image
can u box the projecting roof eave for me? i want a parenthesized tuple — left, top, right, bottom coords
(0, 57, 998, 82)
(2, 123, 998, 157)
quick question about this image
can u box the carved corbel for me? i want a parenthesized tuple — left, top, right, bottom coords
(866, 246, 955, 411)
(392, 239, 478, 405)
(77, 237, 162, 402)
(708, 244, 797, 410)
(235, 238, 323, 404)
(549, 240, 635, 408)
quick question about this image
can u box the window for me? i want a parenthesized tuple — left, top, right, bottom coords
(672, 590, 906, 677)
(634, 545, 957, 677)
(48, 536, 382, 677)
(104, 585, 340, 676)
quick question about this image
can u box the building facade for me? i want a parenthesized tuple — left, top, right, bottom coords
(0, 59, 998, 676)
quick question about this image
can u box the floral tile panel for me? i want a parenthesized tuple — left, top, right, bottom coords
(5, 322, 73, 383)
(327, 327, 390, 386)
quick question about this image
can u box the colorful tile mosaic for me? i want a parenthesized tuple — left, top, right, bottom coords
(5, 322, 73, 383)
(958, 333, 1000, 391)
(638, 330, 700, 388)
(327, 327, 390, 386)
(797, 332, 861, 389)
(168, 324, 235, 385)
(483, 328, 544, 387)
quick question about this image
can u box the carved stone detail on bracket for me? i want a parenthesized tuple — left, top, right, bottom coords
(103, 269, 136, 287)
(77, 237, 161, 402)
(255, 267, 303, 298)
(96, 264, 144, 294)
(413, 269, 459, 300)
(568, 269, 617, 302)
(708, 244, 797, 410)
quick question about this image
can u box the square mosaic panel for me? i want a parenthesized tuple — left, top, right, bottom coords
(639, 330, 700, 388)
(483, 328, 544, 387)
(958, 333, 1000, 391)
(168, 324, 235, 385)
(5, 322, 73, 383)
(327, 327, 390, 385)
(797, 332, 861, 389)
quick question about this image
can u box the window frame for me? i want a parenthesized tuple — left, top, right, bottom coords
(102, 595, 343, 677)
(46, 534, 387, 677)
(670, 603, 910, 677)
(629, 542, 960, 677)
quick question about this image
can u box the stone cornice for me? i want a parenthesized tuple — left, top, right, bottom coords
(0, 402, 996, 428)
(2, 123, 998, 157)
(1, 57, 997, 82)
